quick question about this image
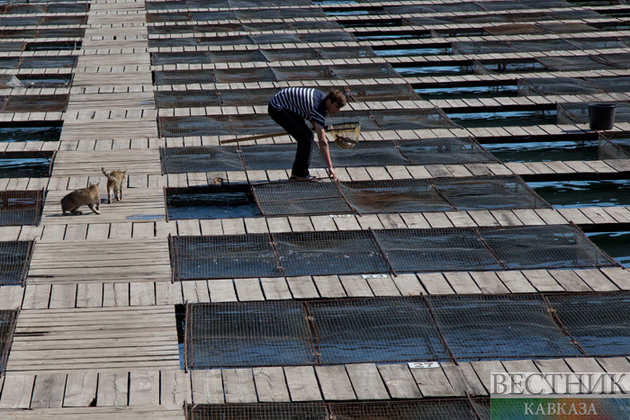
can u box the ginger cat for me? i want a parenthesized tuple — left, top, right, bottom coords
(101, 167, 127, 204)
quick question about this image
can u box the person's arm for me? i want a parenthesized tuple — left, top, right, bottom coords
(313, 122, 336, 179)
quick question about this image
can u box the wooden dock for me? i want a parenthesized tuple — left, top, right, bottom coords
(1, 0, 630, 417)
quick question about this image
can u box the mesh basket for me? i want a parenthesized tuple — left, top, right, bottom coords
(185, 301, 314, 369)
(0, 190, 44, 226)
(429, 294, 582, 360)
(0, 240, 33, 285)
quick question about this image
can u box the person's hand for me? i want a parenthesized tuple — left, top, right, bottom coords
(328, 167, 337, 180)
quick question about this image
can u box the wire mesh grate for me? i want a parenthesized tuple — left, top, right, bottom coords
(0, 310, 16, 374)
(518, 78, 605, 96)
(0, 190, 44, 226)
(328, 139, 411, 167)
(429, 294, 583, 360)
(397, 137, 498, 165)
(186, 301, 314, 369)
(309, 297, 449, 365)
(240, 143, 325, 171)
(434, 176, 552, 210)
(274, 230, 390, 277)
(598, 133, 630, 160)
(253, 181, 353, 216)
(160, 146, 242, 174)
(339, 179, 452, 213)
(547, 292, 630, 357)
(372, 228, 504, 272)
(479, 225, 617, 270)
(170, 234, 280, 280)
(0, 240, 33, 285)
(185, 402, 328, 420)
(0, 151, 53, 178)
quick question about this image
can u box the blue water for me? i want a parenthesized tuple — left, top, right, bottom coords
(586, 231, 630, 268)
(528, 180, 630, 208)
(485, 141, 600, 162)
(415, 84, 517, 100)
(0, 125, 62, 142)
(0, 158, 50, 178)
(167, 192, 260, 219)
(447, 110, 556, 128)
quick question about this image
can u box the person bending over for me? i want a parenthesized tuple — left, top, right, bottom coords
(268, 88, 346, 180)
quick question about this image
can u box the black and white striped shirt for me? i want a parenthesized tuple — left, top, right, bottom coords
(269, 88, 327, 126)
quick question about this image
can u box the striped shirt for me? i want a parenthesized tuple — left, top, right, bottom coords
(269, 88, 327, 127)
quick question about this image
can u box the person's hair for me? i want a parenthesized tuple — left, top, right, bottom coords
(326, 90, 347, 107)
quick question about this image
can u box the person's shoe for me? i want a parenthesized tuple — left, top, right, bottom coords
(289, 174, 318, 181)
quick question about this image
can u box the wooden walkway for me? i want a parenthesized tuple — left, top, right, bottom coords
(2, 0, 630, 417)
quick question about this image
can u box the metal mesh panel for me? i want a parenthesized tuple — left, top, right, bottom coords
(518, 78, 605, 96)
(373, 228, 503, 272)
(429, 294, 582, 360)
(548, 292, 630, 357)
(155, 90, 221, 109)
(339, 179, 452, 213)
(0, 240, 32, 285)
(345, 83, 420, 102)
(154, 70, 215, 85)
(328, 139, 411, 167)
(239, 143, 324, 171)
(253, 181, 353, 216)
(452, 41, 515, 55)
(397, 137, 498, 165)
(435, 176, 552, 210)
(215, 68, 276, 83)
(2, 94, 68, 112)
(186, 301, 314, 368)
(0, 190, 44, 226)
(537, 56, 613, 72)
(510, 39, 577, 53)
(186, 402, 328, 420)
(587, 76, 630, 93)
(274, 230, 389, 277)
(310, 297, 448, 365)
(599, 134, 630, 159)
(160, 146, 242, 173)
(330, 400, 486, 420)
(170, 234, 280, 280)
(0, 310, 16, 374)
(159, 115, 279, 137)
(480, 225, 617, 270)
(557, 102, 630, 125)
(372, 109, 459, 130)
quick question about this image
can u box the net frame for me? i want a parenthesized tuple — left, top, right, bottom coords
(0, 240, 34, 286)
(0, 309, 17, 375)
(598, 132, 630, 160)
(0, 189, 45, 226)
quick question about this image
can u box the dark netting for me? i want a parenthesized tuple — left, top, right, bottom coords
(2, 94, 68, 112)
(397, 137, 498, 165)
(170, 234, 280, 280)
(159, 115, 279, 137)
(434, 176, 552, 210)
(250, 33, 303, 45)
(160, 146, 242, 174)
(0, 240, 32, 285)
(598, 134, 630, 160)
(154, 70, 215, 85)
(300, 31, 357, 42)
(328, 139, 411, 167)
(373, 228, 503, 273)
(452, 41, 515, 55)
(536, 22, 597, 33)
(597, 53, 630, 69)
(208, 50, 267, 63)
(274, 230, 389, 277)
(186, 301, 314, 368)
(569, 38, 630, 51)
(480, 225, 617, 270)
(330, 400, 486, 420)
(557, 102, 630, 126)
(261, 48, 323, 61)
(345, 83, 420, 102)
(429, 294, 582, 360)
(537, 56, 613, 72)
(0, 151, 53, 178)
(309, 297, 448, 365)
(330, 63, 400, 79)
(548, 292, 630, 357)
(253, 181, 353, 216)
(509, 39, 577, 53)
(483, 23, 540, 35)
(214, 68, 276, 84)
(18, 56, 77, 69)
(186, 403, 328, 420)
(372, 109, 459, 130)
(0, 190, 44, 226)
(155, 90, 222, 109)
(151, 52, 210, 66)
(518, 78, 605, 96)
(240, 143, 325, 171)
(0, 310, 16, 374)
(587, 76, 630, 93)
(339, 179, 452, 213)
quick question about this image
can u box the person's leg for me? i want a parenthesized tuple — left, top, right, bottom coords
(268, 105, 314, 178)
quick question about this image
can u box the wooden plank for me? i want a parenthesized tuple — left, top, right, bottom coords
(223, 369, 257, 403)
(417, 272, 454, 295)
(207, 280, 237, 302)
(283, 366, 322, 401)
(181, 281, 210, 303)
(96, 371, 129, 406)
(469, 271, 510, 294)
(253, 367, 290, 402)
(522, 269, 564, 292)
(63, 371, 98, 407)
(534, 359, 573, 394)
(502, 359, 553, 394)
(312, 275, 346, 298)
(496, 271, 537, 293)
(286, 276, 320, 299)
(234, 278, 265, 301)
(130, 282, 156, 306)
(410, 364, 456, 397)
(467, 210, 499, 227)
(190, 370, 224, 404)
(0, 373, 35, 408)
(22, 285, 52, 309)
(573, 269, 619, 292)
(471, 360, 508, 395)
(76, 283, 103, 308)
(444, 272, 482, 294)
(260, 278, 292, 300)
(103, 283, 130, 307)
(392, 273, 425, 296)
(338, 275, 373, 297)
(31, 373, 67, 408)
(314, 365, 356, 401)
(0, 286, 24, 310)
(548, 269, 592, 292)
(367, 276, 401, 296)
(377, 363, 422, 399)
(345, 363, 389, 400)
(160, 370, 191, 407)
(442, 361, 488, 397)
